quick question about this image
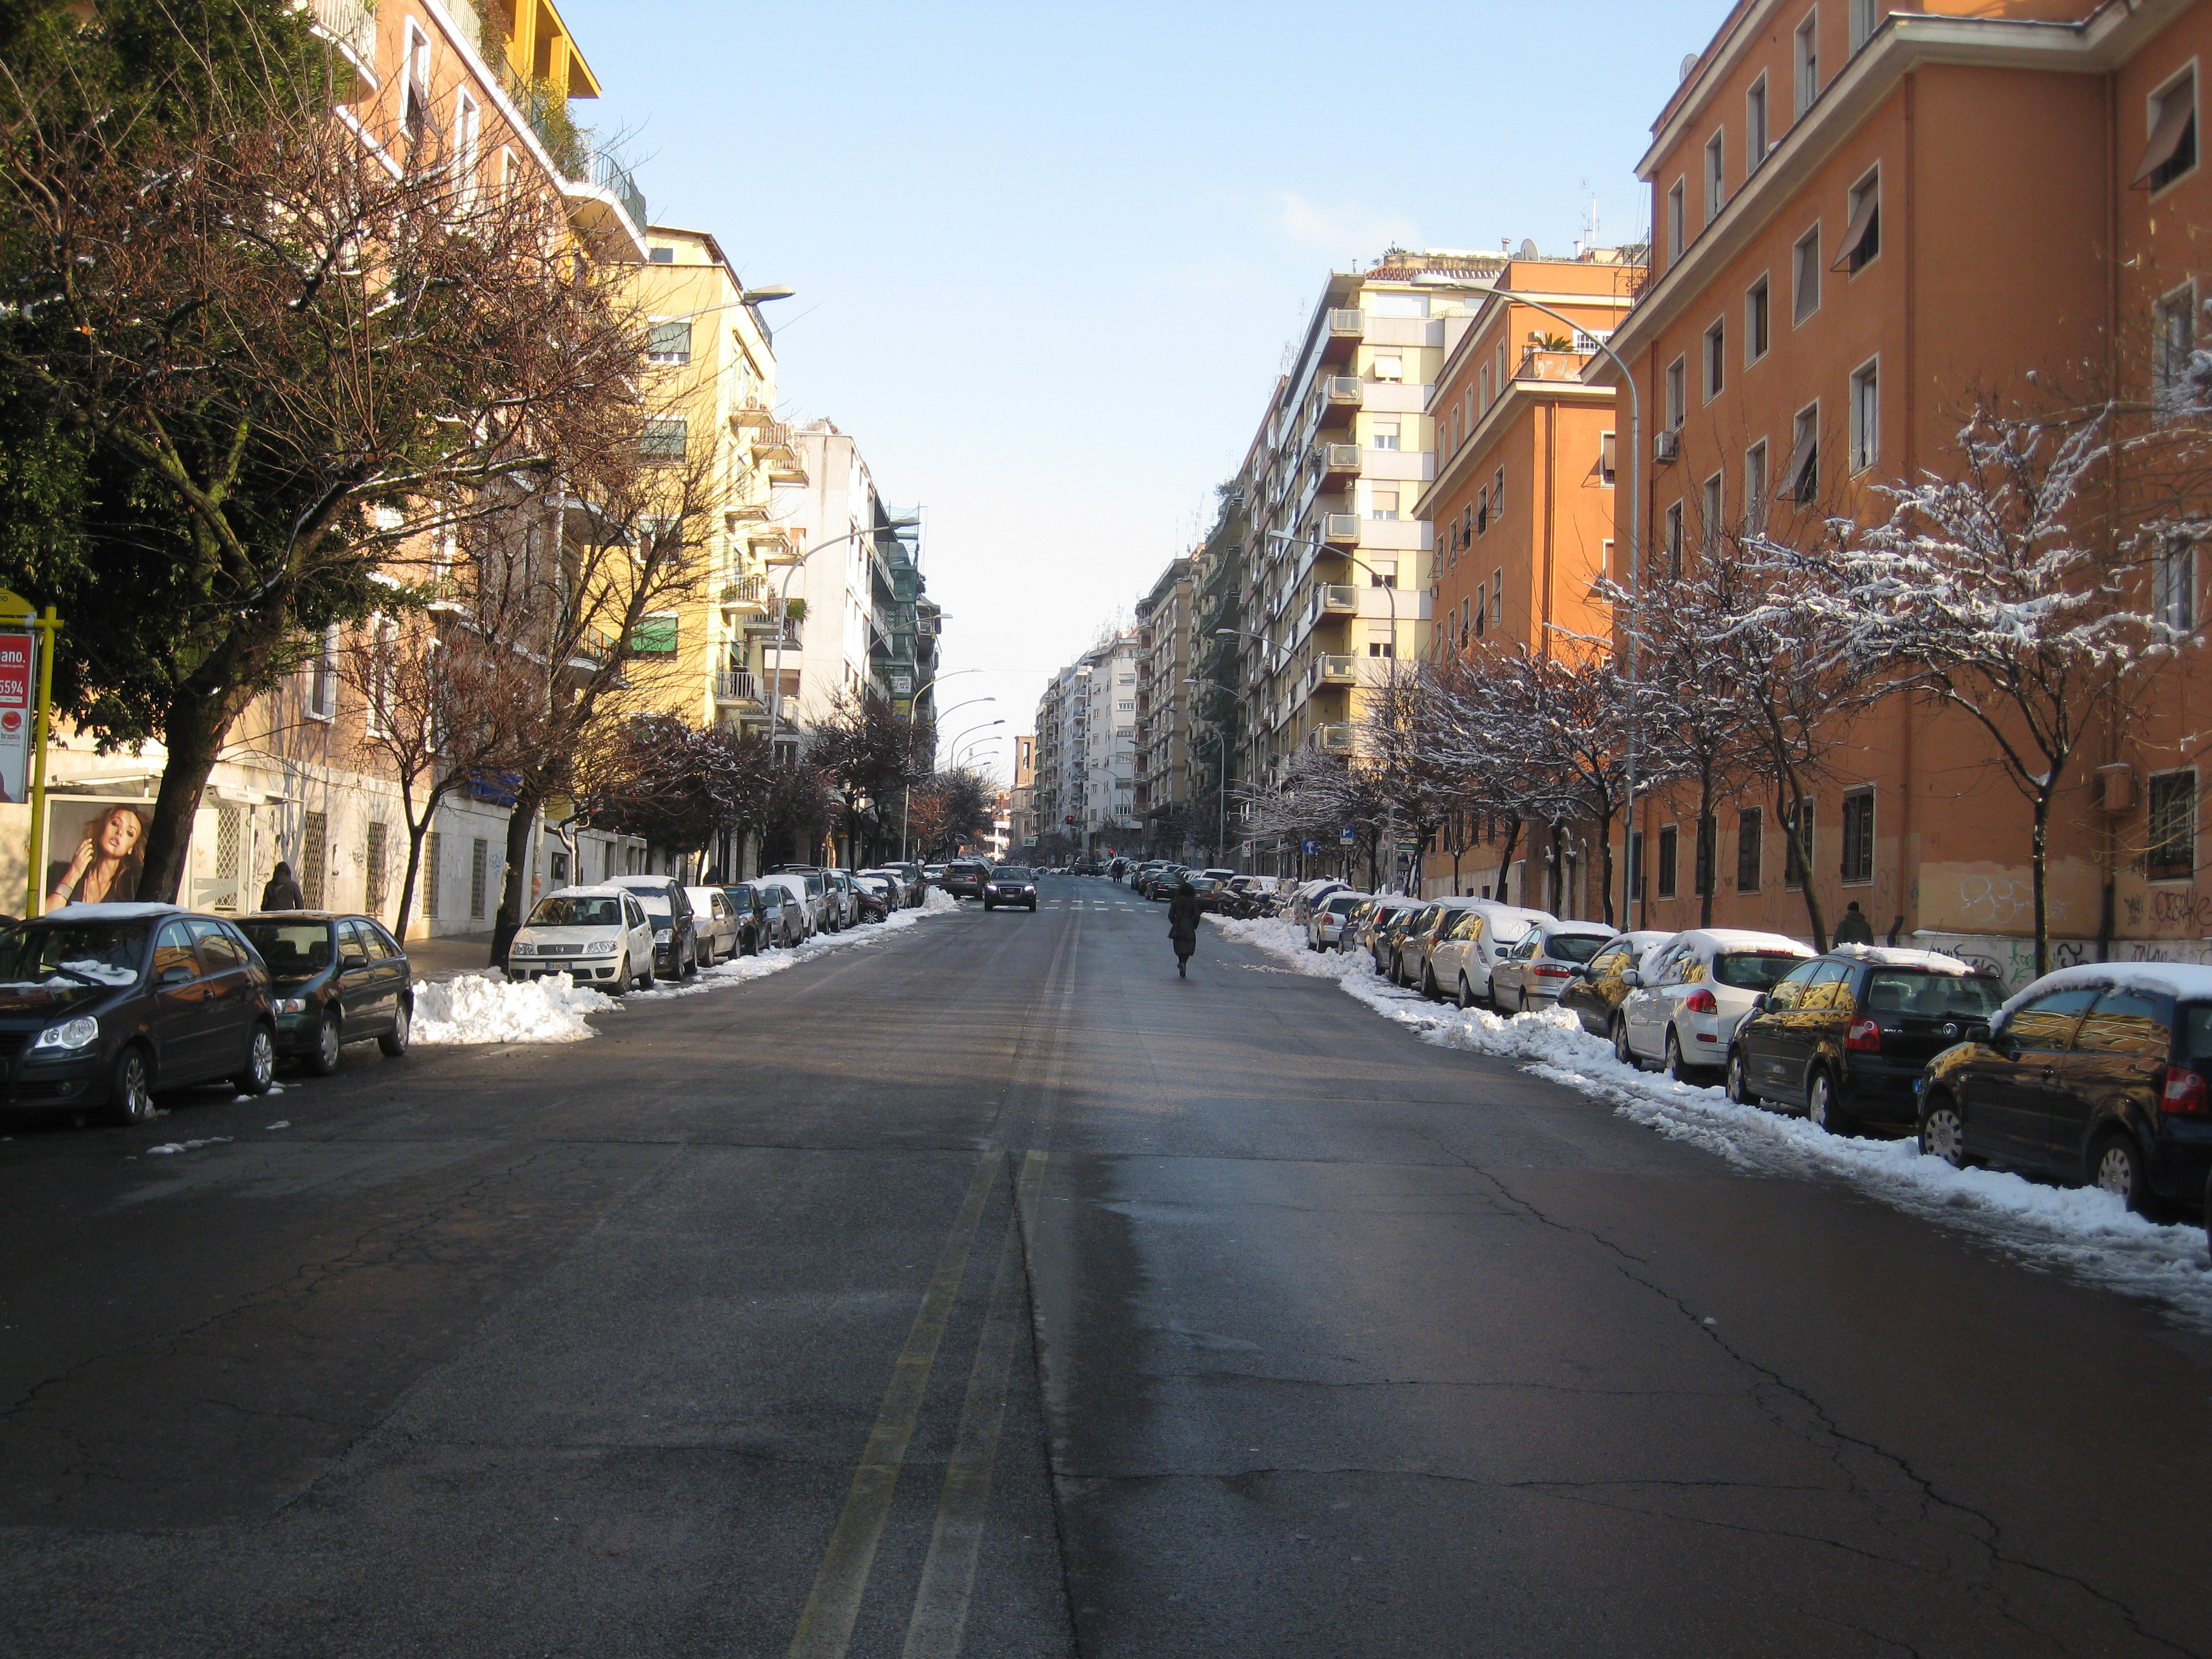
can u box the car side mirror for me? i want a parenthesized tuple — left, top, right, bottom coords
(1620, 969, 1641, 988)
(340, 950, 367, 970)
(1965, 1021, 1994, 1045)
(1749, 993, 1769, 1013)
(158, 963, 195, 988)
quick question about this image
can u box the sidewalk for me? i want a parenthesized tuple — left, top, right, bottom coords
(403, 931, 503, 982)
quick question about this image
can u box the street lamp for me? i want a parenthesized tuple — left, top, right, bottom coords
(943, 717, 1004, 765)
(955, 737, 1002, 767)
(765, 514, 920, 751)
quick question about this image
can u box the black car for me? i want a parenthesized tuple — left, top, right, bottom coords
(237, 912, 414, 1075)
(609, 876, 702, 979)
(982, 866, 1039, 911)
(718, 883, 777, 954)
(0, 905, 276, 1124)
(1728, 950, 2006, 1133)
(942, 860, 991, 900)
(851, 873, 895, 922)
(1917, 969, 2212, 1213)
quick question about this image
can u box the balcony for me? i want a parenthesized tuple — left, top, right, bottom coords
(751, 423, 808, 484)
(305, 0, 377, 99)
(1318, 584, 1358, 617)
(731, 397, 777, 429)
(1321, 375, 1362, 409)
(1515, 347, 1589, 384)
(1321, 514, 1360, 545)
(715, 669, 762, 707)
(1321, 307, 1364, 364)
(1315, 723, 1356, 754)
(1315, 654, 1358, 686)
(720, 572, 770, 608)
(1313, 441, 1361, 482)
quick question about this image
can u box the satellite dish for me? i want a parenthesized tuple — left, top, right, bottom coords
(1680, 53, 1700, 82)
(1519, 238, 1540, 261)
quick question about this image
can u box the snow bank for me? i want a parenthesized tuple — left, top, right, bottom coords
(1213, 915, 2212, 1327)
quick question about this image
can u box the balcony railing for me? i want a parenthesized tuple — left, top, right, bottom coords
(1322, 375, 1363, 406)
(715, 669, 762, 705)
(305, 0, 377, 64)
(1315, 723, 1356, 754)
(1321, 514, 1360, 544)
(1327, 308, 1364, 339)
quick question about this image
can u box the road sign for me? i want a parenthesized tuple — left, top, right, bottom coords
(1301, 839, 1318, 856)
(1339, 825, 1356, 845)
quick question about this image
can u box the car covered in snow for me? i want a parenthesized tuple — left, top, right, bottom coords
(1485, 919, 1620, 1014)
(608, 876, 704, 979)
(1555, 930, 1674, 1036)
(237, 911, 414, 1075)
(1615, 928, 1815, 1081)
(1915, 963, 2212, 1213)
(1726, 947, 2006, 1133)
(0, 903, 277, 1124)
(1306, 890, 1373, 952)
(508, 886, 659, 992)
(1424, 900, 1559, 1008)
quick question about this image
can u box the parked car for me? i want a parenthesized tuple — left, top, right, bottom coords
(863, 865, 922, 908)
(828, 870, 865, 930)
(1426, 901, 1559, 1008)
(1350, 899, 1411, 960)
(1487, 921, 1621, 1014)
(765, 866, 834, 933)
(1556, 930, 1674, 1036)
(1615, 928, 1816, 1080)
(983, 865, 1039, 911)
(1307, 890, 1373, 952)
(753, 873, 817, 942)
(921, 863, 948, 886)
(237, 911, 413, 1075)
(718, 882, 788, 954)
(1398, 898, 1487, 996)
(509, 886, 660, 991)
(1728, 946, 2006, 1133)
(941, 859, 991, 900)
(1916, 964, 2212, 1212)
(609, 876, 703, 978)
(1288, 879, 1350, 927)
(0, 905, 276, 1124)
(683, 886, 741, 964)
(850, 872, 896, 922)
(1379, 902, 1439, 980)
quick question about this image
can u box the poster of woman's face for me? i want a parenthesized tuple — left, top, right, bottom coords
(44, 800, 150, 911)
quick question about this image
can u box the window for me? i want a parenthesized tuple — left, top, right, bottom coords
(631, 612, 679, 655)
(1837, 169, 1881, 273)
(402, 22, 432, 145)
(1795, 9, 1821, 118)
(1372, 419, 1401, 451)
(1748, 75, 1770, 166)
(1476, 486, 1491, 535)
(1665, 356, 1686, 429)
(1744, 440, 1769, 531)
(1705, 130, 1726, 220)
(640, 417, 688, 461)
(1369, 292, 1430, 319)
(1370, 560, 1397, 587)
(1702, 472, 1724, 551)
(1491, 569, 1503, 632)
(647, 246, 675, 264)
(1849, 0, 1879, 50)
(1497, 340, 1509, 395)
(1793, 224, 1822, 321)
(1667, 178, 1687, 260)
(2156, 532, 2197, 633)
(452, 90, 479, 206)
(2155, 283, 2196, 406)
(1492, 466, 1506, 519)
(1746, 276, 1771, 363)
(1736, 807, 1763, 891)
(2148, 769, 2197, 881)
(1785, 403, 1820, 504)
(1664, 502, 1684, 580)
(1840, 789, 1874, 883)
(301, 811, 327, 908)
(1600, 431, 1617, 485)
(469, 838, 488, 920)
(1850, 360, 1880, 472)
(308, 626, 338, 719)
(423, 830, 441, 919)
(1657, 824, 1680, 898)
(1479, 364, 1492, 407)
(365, 820, 387, 913)
(1373, 354, 1404, 382)
(1369, 637, 1394, 657)
(1117, 700, 1134, 711)
(2137, 69, 2199, 193)
(1371, 487, 1399, 521)
(1784, 800, 1814, 889)
(1703, 317, 1726, 400)
(648, 320, 693, 364)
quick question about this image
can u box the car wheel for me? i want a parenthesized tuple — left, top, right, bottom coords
(306, 1011, 342, 1077)
(682, 942, 700, 980)
(1664, 1027, 1696, 1083)
(2090, 1131, 2153, 1213)
(1725, 1047, 1760, 1106)
(1422, 964, 1441, 1002)
(378, 999, 411, 1058)
(1456, 974, 1475, 1011)
(1806, 1069, 1855, 1135)
(1920, 1094, 1968, 1167)
(1028, 902, 1037, 912)
(1612, 1016, 1639, 1070)
(638, 956, 656, 991)
(109, 1043, 155, 1125)
(609, 953, 630, 995)
(233, 1024, 276, 1096)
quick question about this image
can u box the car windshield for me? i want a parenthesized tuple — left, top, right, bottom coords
(0, 921, 149, 989)
(1714, 951, 1809, 991)
(1548, 934, 1610, 964)
(528, 896, 622, 928)
(725, 886, 756, 908)
(238, 920, 334, 977)
(994, 868, 1034, 881)
(628, 893, 672, 916)
(1862, 970, 2006, 1019)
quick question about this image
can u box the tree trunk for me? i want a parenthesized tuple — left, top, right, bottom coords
(1597, 808, 1617, 928)
(1495, 818, 1522, 904)
(135, 683, 254, 903)
(1695, 761, 1717, 928)
(2031, 788, 2053, 979)
(491, 781, 545, 968)
(1781, 782, 1829, 951)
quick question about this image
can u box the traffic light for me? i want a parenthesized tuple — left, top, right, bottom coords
(1064, 814, 1076, 825)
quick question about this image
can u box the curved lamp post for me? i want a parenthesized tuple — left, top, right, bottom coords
(765, 514, 920, 751)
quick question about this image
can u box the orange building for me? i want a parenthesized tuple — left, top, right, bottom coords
(1592, 0, 2212, 977)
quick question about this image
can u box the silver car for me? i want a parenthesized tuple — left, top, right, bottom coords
(1487, 922, 1620, 1013)
(685, 886, 741, 964)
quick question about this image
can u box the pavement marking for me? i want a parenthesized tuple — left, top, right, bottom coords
(784, 1146, 1005, 1659)
(897, 1150, 1048, 1659)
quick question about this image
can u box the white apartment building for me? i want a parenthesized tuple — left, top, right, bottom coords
(771, 423, 901, 736)
(1030, 632, 1141, 856)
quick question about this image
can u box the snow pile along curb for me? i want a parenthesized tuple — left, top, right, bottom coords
(1213, 914, 2212, 1326)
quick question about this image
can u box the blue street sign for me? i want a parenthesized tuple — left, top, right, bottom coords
(1301, 839, 1318, 856)
(1339, 825, 1356, 844)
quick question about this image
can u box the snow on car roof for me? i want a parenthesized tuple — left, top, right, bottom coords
(1996, 960, 2212, 1024)
(1546, 920, 1620, 936)
(38, 902, 183, 922)
(1828, 943, 1982, 974)
(542, 885, 628, 899)
(1672, 928, 1815, 957)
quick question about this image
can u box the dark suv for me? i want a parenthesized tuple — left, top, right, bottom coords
(1917, 969, 2212, 1213)
(982, 866, 1039, 912)
(941, 860, 990, 900)
(608, 876, 702, 979)
(1728, 950, 2007, 1134)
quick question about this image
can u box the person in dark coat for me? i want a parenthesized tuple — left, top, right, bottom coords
(1832, 900, 1875, 945)
(1167, 880, 1202, 978)
(260, 861, 306, 911)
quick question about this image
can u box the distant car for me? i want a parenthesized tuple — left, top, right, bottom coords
(608, 876, 705, 979)
(1426, 900, 1559, 1009)
(982, 865, 1039, 911)
(765, 866, 834, 933)
(509, 885, 659, 992)
(851, 872, 897, 922)
(237, 911, 414, 1075)
(717, 883, 781, 954)
(0, 905, 277, 1124)
(1288, 879, 1349, 927)
(753, 873, 817, 942)
(942, 859, 991, 900)
(1616, 928, 1817, 1081)
(922, 863, 948, 886)
(1733, 947, 2007, 1134)
(1487, 921, 1620, 1014)
(1307, 890, 1373, 952)
(1379, 902, 1437, 980)
(1352, 898, 1412, 960)
(1555, 930, 1673, 1036)
(684, 886, 741, 964)
(1398, 897, 1485, 996)
(863, 865, 922, 907)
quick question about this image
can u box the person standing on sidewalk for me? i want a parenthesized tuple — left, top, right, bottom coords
(1168, 880, 1202, 979)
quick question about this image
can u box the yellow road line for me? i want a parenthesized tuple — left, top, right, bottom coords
(785, 1147, 1005, 1659)
(897, 1150, 1048, 1659)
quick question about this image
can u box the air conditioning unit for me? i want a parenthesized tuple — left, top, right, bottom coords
(2096, 762, 2137, 813)
(1653, 429, 1681, 465)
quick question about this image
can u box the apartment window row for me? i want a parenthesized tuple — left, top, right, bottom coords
(1651, 791, 1871, 897)
(1659, 363, 1878, 543)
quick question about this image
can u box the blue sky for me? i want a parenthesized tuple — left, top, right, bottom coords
(557, 0, 1718, 782)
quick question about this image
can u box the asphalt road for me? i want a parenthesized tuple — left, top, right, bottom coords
(4, 874, 2210, 1658)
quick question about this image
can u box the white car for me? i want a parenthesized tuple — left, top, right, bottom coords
(754, 873, 817, 940)
(1307, 890, 1372, 951)
(507, 885, 659, 992)
(1615, 928, 1816, 1079)
(685, 886, 740, 964)
(1487, 921, 1622, 1013)
(1425, 900, 1558, 1008)
(1289, 878, 1350, 927)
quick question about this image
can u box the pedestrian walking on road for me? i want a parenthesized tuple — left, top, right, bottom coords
(1832, 900, 1875, 945)
(260, 861, 306, 911)
(1167, 880, 1202, 978)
